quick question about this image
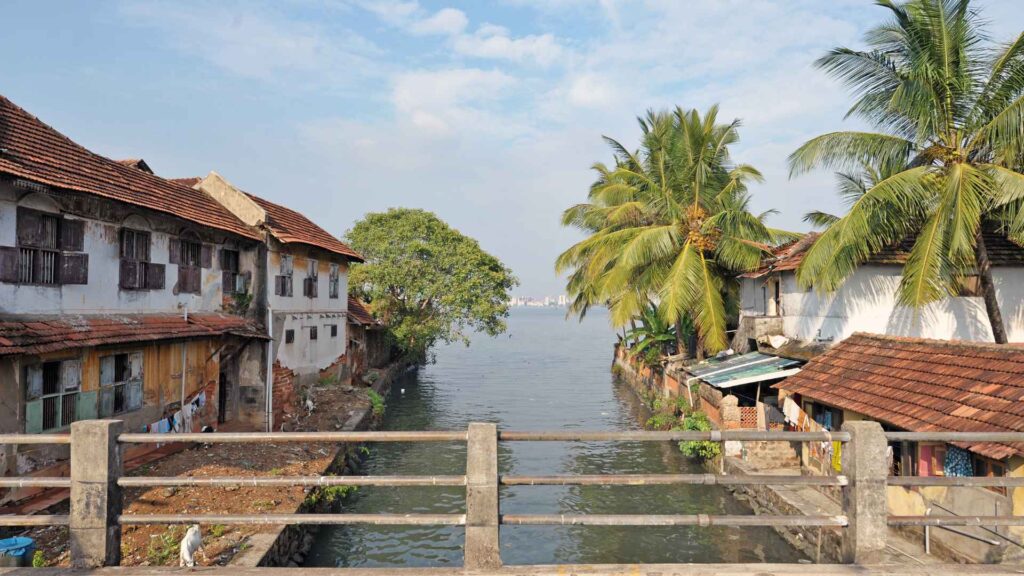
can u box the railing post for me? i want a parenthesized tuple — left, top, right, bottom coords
(840, 421, 887, 564)
(69, 419, 123, 568)
(464, 422, 501, 570)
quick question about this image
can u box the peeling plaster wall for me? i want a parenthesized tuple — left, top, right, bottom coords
(0, 183, 260, 315)
(738, 265, 1024, 344)
(267, 241, 349, 376)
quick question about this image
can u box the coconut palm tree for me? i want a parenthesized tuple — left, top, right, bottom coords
(789, 0, 1024, 343)
(558, 106, 786, 356)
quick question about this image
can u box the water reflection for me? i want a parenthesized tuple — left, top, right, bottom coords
(306, 307, 804, 567)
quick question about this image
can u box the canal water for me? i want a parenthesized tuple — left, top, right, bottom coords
(306, 307, 804, 567)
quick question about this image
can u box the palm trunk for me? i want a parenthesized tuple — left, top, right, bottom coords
(975, 232, 1008, 344)
(674, 320, 686, 356)
(629, 319, 638, 348)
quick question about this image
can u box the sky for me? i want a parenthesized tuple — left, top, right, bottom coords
(2, 1, 1022, 298)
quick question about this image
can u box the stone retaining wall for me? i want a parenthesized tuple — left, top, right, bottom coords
(230, 361, 412, 567)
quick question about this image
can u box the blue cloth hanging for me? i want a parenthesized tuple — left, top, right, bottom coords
(944, 446, 973, 477)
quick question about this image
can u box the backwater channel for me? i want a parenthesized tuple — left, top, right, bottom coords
(306, 306, 805, 567)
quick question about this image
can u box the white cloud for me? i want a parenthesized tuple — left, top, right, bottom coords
(391, 68, 518, 135)
(566, 73, 616, 108)
(409, 8, 468, 36)
(118, 0, 381, 84)
(355, 0, 419, 25)
(453, 24, 564, 66)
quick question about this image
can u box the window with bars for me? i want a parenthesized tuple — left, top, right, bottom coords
(18, 211, 59, 284)
(1, 207, 87, 286)
(285, 329, 295, 344)
(330, 324, 338, 338)
(170, 237, 206, 294)
(220, 249, 243, 294)
(309, 326, 318, 340)
(119, 228, 164, 290)
(303, 259, 319, 298)
(328, 263, 340, 299)
(99, 352, 143, 417)
(25, 359, 84, 433)
(275, 254, 294, 297)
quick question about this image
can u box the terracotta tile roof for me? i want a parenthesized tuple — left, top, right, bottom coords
(115, 158, 152, 174)
(169, 177, 201, 187)
(245, 193, 363, 262)
(0, 312, 267, 356)
(346, 297, 379, 327)
(0, 95, 258, 240)
(745, 228, 1024, 278)
(774, 333, 1024, 459)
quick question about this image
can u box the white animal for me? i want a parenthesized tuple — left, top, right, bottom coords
(305, 397, 315, 416)
(179, 524, 204, 567)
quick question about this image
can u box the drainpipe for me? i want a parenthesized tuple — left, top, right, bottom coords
(266, 304, 274, 433)
(180, 306, 188, 423)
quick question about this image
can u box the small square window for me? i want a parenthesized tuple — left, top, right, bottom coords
(285, 329, 295, 344)
(310, 326, 318, 340)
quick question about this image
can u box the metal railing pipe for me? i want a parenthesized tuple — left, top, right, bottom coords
(888, 476, 1024, 488)
(889, 516, 1024, 527)
(119, 475, 467, 488)
(0, 514, 70, 526)
(119, 431, 468, 444)
(501, 514, 849, 527)
(0, 477, 72, 488)
(500, 474, 848, 487)
(499, 430, 850, 442)
(0, 434, 70, 445)
(118, 513, 466, 526)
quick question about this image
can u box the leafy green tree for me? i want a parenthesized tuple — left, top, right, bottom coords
(625, 302, 690, 364)
(558, 106, 790, 356)
(790, 0, 1024, 343)
(346, 208, 518, 362)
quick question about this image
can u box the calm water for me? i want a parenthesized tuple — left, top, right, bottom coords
(307, 307, 804, 567)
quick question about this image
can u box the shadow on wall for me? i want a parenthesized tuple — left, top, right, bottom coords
(791, 266, 995, 343)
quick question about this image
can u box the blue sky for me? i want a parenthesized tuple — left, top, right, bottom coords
(2, 0, 1022, 297)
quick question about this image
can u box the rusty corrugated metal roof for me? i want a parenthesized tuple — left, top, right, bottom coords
(0, 312, 267, 356)
(774, 333, 1024, 459)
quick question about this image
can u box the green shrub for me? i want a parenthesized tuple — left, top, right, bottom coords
(32, 550, 45, 568)
(674, 395, 692, 415)
(645, 412, 678, 431)
(307, 485, 357, 507)
(209, 524, 228, 538)
(366, 390, 385, 417)
(677, 413, 720, 460)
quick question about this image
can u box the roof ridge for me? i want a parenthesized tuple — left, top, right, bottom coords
(850, 331, 1024, 354)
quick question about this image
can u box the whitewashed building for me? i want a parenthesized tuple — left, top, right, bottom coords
(0, 95, 272, 486)
(182, 172, 363, 429)
(735, 232, 1024, 352)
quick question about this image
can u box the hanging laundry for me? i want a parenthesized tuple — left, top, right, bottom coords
(944, 446, 973, 477)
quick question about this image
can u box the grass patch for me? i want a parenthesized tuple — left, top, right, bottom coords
(366, 390, 385, 417)
(209, 524, 228, 538)
(147, 526, 184, 566)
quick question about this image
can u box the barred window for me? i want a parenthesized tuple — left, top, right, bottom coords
(25, 359, 82, 432)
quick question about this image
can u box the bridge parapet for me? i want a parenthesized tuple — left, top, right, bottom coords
(0, 424, 1022, 569)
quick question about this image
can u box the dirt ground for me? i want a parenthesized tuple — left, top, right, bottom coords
(24, 380, 374, 568)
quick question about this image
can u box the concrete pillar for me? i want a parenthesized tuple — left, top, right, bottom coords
(840, 420, 888, 564)
(69, 419, 123, 568)
(464, 422, 500, 570)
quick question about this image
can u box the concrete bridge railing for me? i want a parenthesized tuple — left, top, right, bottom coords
(1, 422, 1023, 570)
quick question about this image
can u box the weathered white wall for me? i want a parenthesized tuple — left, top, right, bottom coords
(267, 243, 349, 374)
(0, 186, 258, 314)
(739, 265, 1024, 344)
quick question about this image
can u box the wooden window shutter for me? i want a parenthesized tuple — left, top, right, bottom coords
(120, 260, 140, 289)
(128, 352, 144, 381)
(219, 248, 227, 270)
(0, 247, 19, 283)
(241, 270, 252, 292)
(168, 238, 180, 264)
(189, 266, 202, 293)
(177, 264, 188, 293)
(61, 253, 89, 285)
(222, 271, 234, 293)
(60, 219, 85, 251)
(201, 245, 213, 268)
(25, 400, 43, 434)
(61, 359, 81, 391)
(16, 208, 44, 247)
(76, 390, 98, 421)
(146, 263, 165, 289)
